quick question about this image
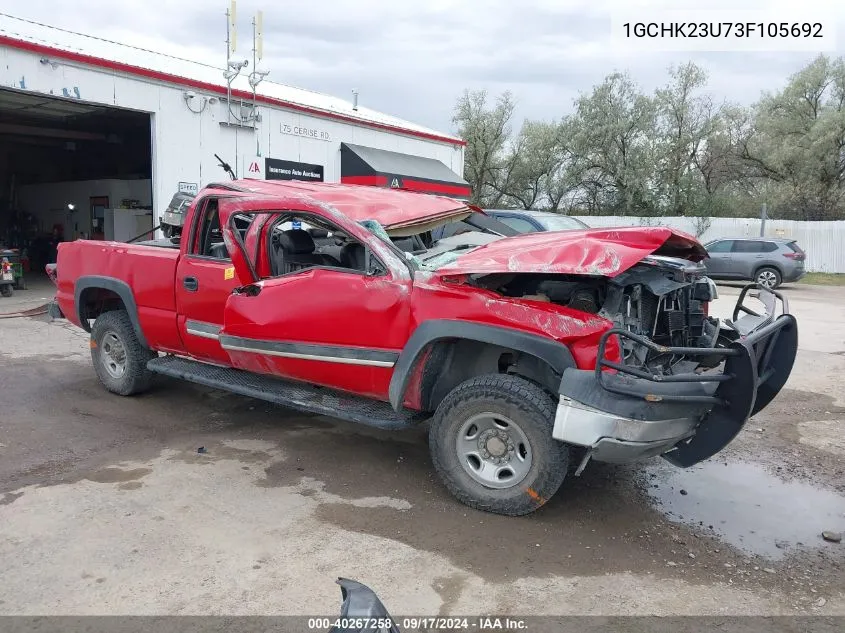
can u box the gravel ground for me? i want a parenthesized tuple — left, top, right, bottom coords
(0, 277, 842, 617)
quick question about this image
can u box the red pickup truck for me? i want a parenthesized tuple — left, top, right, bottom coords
(47, 179, 798, 516)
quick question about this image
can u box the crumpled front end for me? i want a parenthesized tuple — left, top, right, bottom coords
(554, 284, 798, 469)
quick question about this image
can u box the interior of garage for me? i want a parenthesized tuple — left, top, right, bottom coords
(0, 88, 153, 280)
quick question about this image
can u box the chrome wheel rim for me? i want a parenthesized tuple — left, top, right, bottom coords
(100, 331, 127, 379)
(456, 413, 532, 489)
(757, 270, 778, 288)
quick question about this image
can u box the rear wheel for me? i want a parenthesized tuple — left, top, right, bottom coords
(428, 374, 569, 516)
(90, 310, 157, 395)
(0, 284, 12, 297)
(755, 267, 782, 289)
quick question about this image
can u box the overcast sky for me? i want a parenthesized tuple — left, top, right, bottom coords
(3, 0, 844, 135)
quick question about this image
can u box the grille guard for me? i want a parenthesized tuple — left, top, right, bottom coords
(592, 283, 798, 467)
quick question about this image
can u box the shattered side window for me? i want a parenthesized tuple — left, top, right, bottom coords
(359, 219, 391, 241)
(359, 219, 423, 267)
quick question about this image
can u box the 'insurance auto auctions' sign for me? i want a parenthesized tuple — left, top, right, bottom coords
(265, 158, 324, 182)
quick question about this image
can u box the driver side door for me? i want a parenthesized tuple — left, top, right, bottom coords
(216, 199, 414, 401)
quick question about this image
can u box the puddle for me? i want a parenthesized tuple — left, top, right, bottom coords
(646, 460, 845, 559)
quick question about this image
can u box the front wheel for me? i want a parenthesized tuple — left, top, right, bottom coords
(90, 309, 157, 396)
(428, 374, 569, 516)
(0, 284, 12, 297)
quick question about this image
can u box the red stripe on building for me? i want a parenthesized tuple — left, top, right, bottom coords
(0, 35, 466, 147)
(398, 178, 472, 197)
(341, 175, 470, 198)
(340, 175, 389, 187)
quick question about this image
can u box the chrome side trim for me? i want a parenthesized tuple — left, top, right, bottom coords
(221, 343, 396, 367)
(218, 334, 399, 368)
(185, 320, 221, 340)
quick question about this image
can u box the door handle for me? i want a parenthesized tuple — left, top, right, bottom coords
(183, 276, 199, 292)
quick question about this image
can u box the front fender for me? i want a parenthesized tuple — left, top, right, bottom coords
(388, 319, 576, 411)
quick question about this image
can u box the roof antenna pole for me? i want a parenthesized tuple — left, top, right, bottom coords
(252, 13, 256, 128)
(225, 1, 234, 126)
(248, 10, 269, 131)
(223, 1, 249, 127)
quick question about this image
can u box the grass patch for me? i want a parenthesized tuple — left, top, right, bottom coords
(798, 272, 845, 286)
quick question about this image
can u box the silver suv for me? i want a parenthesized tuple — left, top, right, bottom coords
(702, 237, 806, 289)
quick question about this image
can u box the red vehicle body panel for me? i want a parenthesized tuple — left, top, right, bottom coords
(409, 275, 619, 371)
(222, 268, 412, 399)
(433, 227, 708, 277)
(53, 242, 185, 355)
(230, 179, 470, 229)
(53, 181, 702, 409)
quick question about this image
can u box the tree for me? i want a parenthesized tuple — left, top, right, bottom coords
(653, 62, 719, 216)
(542, 116, 592, 212)
(495, 120, 563, 209)
(452, 89, 516, 207)
(568, 72, 658, 215)
(693, 105, 763, 217)
(745, 55, 845, 220)
(451, 53, 845, 221)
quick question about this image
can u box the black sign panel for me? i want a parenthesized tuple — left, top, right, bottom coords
(265, 158, 324, 182)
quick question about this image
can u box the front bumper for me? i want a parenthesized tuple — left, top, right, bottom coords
(553, 284, 798, 468)
(553, 397, 700, 463)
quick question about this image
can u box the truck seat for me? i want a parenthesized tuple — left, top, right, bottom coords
(277, 229, 340, 273)
(339, 242, 366, 271)
(208, 242, 228, 259)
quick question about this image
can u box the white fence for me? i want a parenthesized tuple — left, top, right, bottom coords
(571, 216, 845, 274)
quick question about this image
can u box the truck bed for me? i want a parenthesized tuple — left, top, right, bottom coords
(54, 239, 181, 338)
(134, 238, 181, 250)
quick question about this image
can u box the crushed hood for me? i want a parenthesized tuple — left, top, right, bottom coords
(431, 226, 708, 277)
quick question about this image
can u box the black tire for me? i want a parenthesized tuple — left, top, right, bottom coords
(90, 309, 157, 396)
(755, 266, 782, 290)
(15, 278, 27, 290)
(0, 284, 12, 297)
(428, 374, 569, 516)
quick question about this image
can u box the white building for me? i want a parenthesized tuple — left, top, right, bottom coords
(0, 19, 468, 265)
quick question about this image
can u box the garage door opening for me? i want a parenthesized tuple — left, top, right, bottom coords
(0, 88, 153, 281)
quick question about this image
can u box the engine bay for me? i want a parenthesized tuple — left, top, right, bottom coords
(470, 255, 723, 374)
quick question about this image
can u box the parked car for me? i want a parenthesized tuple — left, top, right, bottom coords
(431, 209, 586, 241)
(483, 209, 589, 233)
(46, 180, 797, 516)
(703, 237, 806, 289)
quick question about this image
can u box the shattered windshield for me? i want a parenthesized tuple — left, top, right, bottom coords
(416, 244, 482, 270)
